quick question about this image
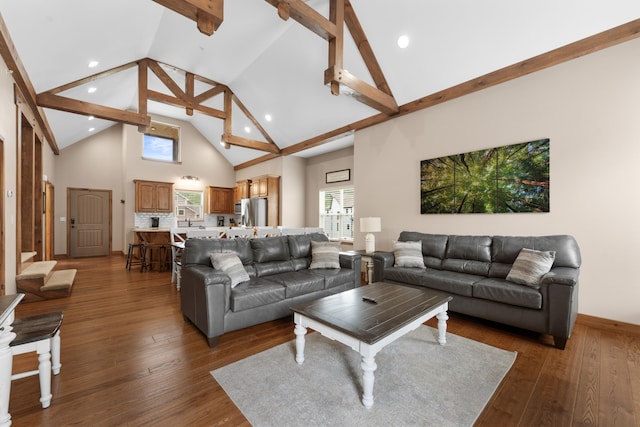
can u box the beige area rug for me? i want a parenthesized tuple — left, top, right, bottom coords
(211, 325, 516, 427)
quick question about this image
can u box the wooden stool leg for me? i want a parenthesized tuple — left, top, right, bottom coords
(36, 342, 52, 409)
(51, 331, 61, 375)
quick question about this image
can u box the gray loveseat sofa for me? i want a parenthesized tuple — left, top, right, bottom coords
(181, 233, 361, 346)
(372, 232, 581, 349)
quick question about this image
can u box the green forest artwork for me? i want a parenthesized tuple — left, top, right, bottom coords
(420, 139, 550, 214)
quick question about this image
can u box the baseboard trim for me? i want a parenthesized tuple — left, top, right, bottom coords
(576, 313, 640, 336)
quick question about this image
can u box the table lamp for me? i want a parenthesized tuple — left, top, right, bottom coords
(360, 217, 381, 254)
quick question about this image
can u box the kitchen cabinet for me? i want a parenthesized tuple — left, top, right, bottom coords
(235, 180, 249, 202)
(134, 180, 173, 213)
(208, 186, 234, 214)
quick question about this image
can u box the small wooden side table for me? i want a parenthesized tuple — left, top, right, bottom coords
(346, 250, 375, 285)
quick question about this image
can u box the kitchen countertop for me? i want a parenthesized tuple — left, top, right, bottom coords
(133, 227, 171, 232)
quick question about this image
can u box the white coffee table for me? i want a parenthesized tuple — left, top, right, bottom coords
(290, 282, 452, 408)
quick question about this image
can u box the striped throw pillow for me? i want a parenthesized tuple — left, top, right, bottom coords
(506, 248, 555, 288)
(309, 241, 341, 269)
(210, 253, 250, 288)
(394, 241, 425, 268)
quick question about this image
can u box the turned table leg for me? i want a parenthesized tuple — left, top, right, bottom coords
(436, 310, 449, 345)
(361, 355, 378, 408)
(294, 323, 307, 365)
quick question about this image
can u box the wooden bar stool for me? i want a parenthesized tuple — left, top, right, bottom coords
(126, 243, 146, 272)
(10, 311, 63, 409)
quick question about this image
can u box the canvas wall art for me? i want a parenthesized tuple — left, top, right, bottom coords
(420, 138, 550, 214)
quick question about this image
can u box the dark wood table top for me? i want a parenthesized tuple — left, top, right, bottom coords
(291, 282, 452, 345)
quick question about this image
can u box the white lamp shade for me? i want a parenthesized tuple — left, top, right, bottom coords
(360, 217, 381, 233)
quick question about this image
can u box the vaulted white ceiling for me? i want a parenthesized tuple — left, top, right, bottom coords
(1, 0, 639, 166)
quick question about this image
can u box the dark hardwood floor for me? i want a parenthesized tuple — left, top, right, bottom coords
(9, 255, 640, 426)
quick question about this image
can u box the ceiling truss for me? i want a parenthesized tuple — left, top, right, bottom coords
(154, 0, 399, 115)
(35, 59, 280, 154)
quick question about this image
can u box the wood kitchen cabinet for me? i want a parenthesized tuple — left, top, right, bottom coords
(208, 186, 234, 214)
(134, 180, 173, 213)
(234, 180, 249, 202)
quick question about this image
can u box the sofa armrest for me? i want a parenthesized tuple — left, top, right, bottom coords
(372, 251, 394, 282)
(541, 267, 579, 286)
(180, 264, 231, 341)
(339, 252, 362, 287)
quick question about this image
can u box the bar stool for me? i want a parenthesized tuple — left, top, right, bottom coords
(142, 244, 171, 272)
(10, 311, 63, 409)
(126, 243, 146, 271)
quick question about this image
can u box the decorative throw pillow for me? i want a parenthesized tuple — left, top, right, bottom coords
(506, 248, 556, 288)
(309, 241, 341, 269)
(394, 241, 425, 268)
(210, 253, 250, 288)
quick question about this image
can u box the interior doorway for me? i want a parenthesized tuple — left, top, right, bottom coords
(68, 188, 112, 257)
(44, 181, 55, 260)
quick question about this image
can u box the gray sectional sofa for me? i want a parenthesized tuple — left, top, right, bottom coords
(180, 233, 361, 346)
(372, 231, 581, 349)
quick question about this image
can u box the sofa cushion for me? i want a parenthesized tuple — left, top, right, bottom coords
(384, 267, 426, 286)
(230, 278, 286, 312)
(310, 241, 340, 269)
(291, 258, 311, 271)
(393, 241, 426, 268)
(445, 235, 492, 262)
(422, 270, 483, 297)
(310, 268, 354, 289)
(250, 236, 290, 263)
(269, 271, 325, 298)
(209, 253, 250, 287)
(506, 248, 555, 288)
(473, 278, 542, 309)
(255, 260, 295, 277)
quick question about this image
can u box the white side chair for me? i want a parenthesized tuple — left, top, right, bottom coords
(304, 227, 325, 235)
(226, 228, 254, 239)
(278, 227, 306, 236)
(186, 228, 226, 239)
(256, 227, 280, 238)
(169, 227, 188, 290)
(10, 311, 63, 409)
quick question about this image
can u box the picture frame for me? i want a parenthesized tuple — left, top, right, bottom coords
(326, 169, 350, 184)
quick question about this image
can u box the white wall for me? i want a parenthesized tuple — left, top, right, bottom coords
(354, 38, 640, 325)
(305, 147, 354, 227)
(0, 54, 18, 294)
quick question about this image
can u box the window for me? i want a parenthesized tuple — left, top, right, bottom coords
(143, 121, 180, 162)
(174, 190, 204, 222)
(319, 187, 354, 241)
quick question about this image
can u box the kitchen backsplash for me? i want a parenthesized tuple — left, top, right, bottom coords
(134, 213, 239, 228)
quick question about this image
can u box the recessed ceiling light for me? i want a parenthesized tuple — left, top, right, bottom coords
(265, 114, 272, 122)
(89, 127, 95, 132)
(397, 35, 410, 49)
(88, 60, 99, 68)
(88, 115, 94, 120)
(87, 87, 97, 93)
(244, 126, 251, 133)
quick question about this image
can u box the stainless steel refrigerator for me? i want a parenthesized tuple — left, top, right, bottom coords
(240, 198, 267, 227)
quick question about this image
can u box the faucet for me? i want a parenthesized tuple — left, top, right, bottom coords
(188, 218, 191, 227)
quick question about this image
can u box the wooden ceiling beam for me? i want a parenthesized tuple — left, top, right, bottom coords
(344, 0, 393, 97)
(36, 92, 151, 127)
(153, 0, 223, 36)
(193, 83, 226, 104)
(0, 14, 59, 153)
(147, 89, 226, 119)
(265, 0, 337, 40)
(222, 134, 280, 154)
(265, 0, 398, 115)
(147, 60, 188, 102)
(232, 94, 278, 147)
(324, 66, 397, 115)
(44, 61, 138, 95)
